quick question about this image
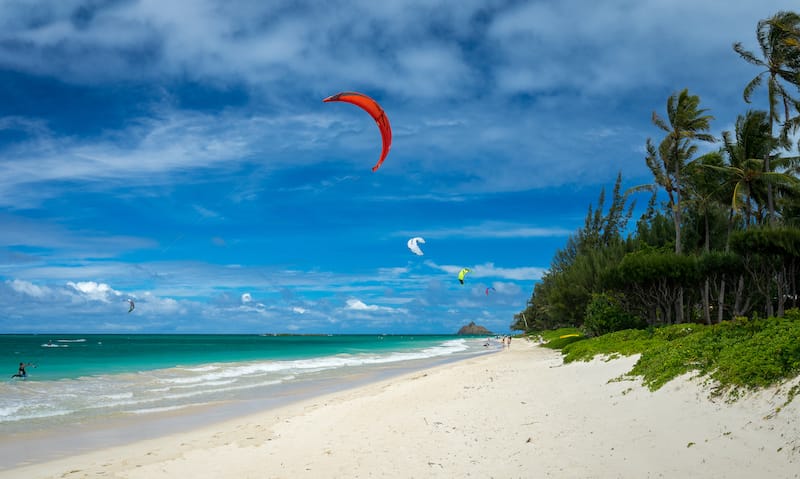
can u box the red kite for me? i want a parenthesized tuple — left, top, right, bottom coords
(323, 91, 392, 172)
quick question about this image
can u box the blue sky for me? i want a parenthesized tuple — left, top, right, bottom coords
(1, 0, 797, 334)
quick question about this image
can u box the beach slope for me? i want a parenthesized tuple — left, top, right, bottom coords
(4, 339, 799, 478)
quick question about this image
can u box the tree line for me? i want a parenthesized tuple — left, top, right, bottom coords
(513, 11, 800, 335)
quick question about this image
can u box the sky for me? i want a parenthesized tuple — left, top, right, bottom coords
(1, 0, 798, 335)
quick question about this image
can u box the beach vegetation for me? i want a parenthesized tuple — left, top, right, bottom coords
(583, 292, 644, 336)
(512, 9, 800, 334)
(538, 327, 582, 342)
(511, 9, 800, 400)
(540, 313, 800, 399)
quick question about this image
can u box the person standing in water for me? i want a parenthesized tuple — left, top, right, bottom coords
(11, 362, 33, 378)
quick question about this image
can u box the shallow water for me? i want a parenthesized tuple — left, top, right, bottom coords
(0, 334, 499, 468)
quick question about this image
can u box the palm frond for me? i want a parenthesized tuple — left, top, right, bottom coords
(742, 74, 764, 103)
(733, 42, 764, 67)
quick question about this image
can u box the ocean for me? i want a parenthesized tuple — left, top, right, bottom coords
(0, 334, 497, 466)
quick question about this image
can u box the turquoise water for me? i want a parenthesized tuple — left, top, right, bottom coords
(1, 334, 495, 439)
(1, 334, 465, 380)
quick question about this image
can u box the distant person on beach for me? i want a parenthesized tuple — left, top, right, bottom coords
(11, 362, 32, 378)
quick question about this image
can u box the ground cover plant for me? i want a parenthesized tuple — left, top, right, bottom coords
(536, 310, 800, 400)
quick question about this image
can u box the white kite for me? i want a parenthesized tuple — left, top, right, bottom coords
(407, 237, 425, 256)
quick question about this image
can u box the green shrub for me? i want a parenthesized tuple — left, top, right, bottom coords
(583, 293, 645, 337)
(561, 328, 655, 363)
(711, 319, 800, 389)
(542, 317, 800, 400)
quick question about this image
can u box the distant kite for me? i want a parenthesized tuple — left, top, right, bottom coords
(127, 299, 135, 313)
(407, 237, 425, 256)
(458, 268, 471, 285)
(485, 287, 496, 296)
(323, 91, 392, 172)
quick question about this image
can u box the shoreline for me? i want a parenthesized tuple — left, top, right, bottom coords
(3, 340, 799, 478)
(0, 349, 492, 468)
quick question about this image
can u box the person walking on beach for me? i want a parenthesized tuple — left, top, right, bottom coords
(11, 362, 32, 378)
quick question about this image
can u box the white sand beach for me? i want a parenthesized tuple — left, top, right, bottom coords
(3, 339, 799, 479)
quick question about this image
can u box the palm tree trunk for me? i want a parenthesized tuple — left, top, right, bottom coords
(765, 155, 775, 226)
(776, 267, 786, 317)
(718, 209, 735, 324)
(674, 165, 683, 255)
(673, 157, 684, 324)
(766, 109, 775, 225)
(734, 275, 745, 316)
(702, 213, 710, 324)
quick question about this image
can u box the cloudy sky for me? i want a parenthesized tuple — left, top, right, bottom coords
(0, 0, 796, 334)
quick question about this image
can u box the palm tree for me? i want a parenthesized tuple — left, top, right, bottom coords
(637, 89, 715, 325)
(684, 152, 728, 324)
(705, 110, 799, 320)
(720, 111, 777, 227)
(650, 89, 715, 255)
(766, 12, 800, 141)
(733, 11, 800, 224)
(710, 111, 795, 228)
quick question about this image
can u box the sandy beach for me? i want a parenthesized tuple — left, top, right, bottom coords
(3, 339, 799, 479)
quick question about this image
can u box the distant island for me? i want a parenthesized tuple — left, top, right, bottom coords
(457, 322, 492, 335)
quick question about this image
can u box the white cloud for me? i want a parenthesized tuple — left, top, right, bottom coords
(490, 281, 522, 296)
(474, 263, 547, 281)
(403, 222, 572, 240)
(292, 306, 307, 314)
(127, 291, 190, 316)
(344, 298, 406, 314)
(66, 281, 120, 302)
(345, 299, 379, 311)
(7, 279, 50, 298)
(425, 261, 547, 281)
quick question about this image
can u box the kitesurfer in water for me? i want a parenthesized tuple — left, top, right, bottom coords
(11, 362, 32, 378)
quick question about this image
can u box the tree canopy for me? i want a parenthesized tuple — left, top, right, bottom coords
(513, 10, 800, 334)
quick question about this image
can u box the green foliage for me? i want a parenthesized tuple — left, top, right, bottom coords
(516, 175, 636, 331)
(629, 328, 716, 390)
(539, 327, 582, 342)
(583, 293, 645, 336)
(542, 335, 586, 349)
(603, 250, 706, 325)
(512, 15, 800, 332)
(731, 227, 800, 257)
(614, 250, 701, 286)
(634, 193, 675, 249)
(549, 315, 800, 400)
(711, 316, 800, 389)
(696, 251, 743, 277)
(537, 328, 586, 349)
(560, 328, 656, 363)
(650, 323, 704, 341)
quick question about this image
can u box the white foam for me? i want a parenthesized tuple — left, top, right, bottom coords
(158, 339, 471, 386)
(0, 408, 73, 422)
(0, 337, 487, 430)
(100, 392, 134, 400)
(125, 404, 199, 415)
(0, 404, 23, 417)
